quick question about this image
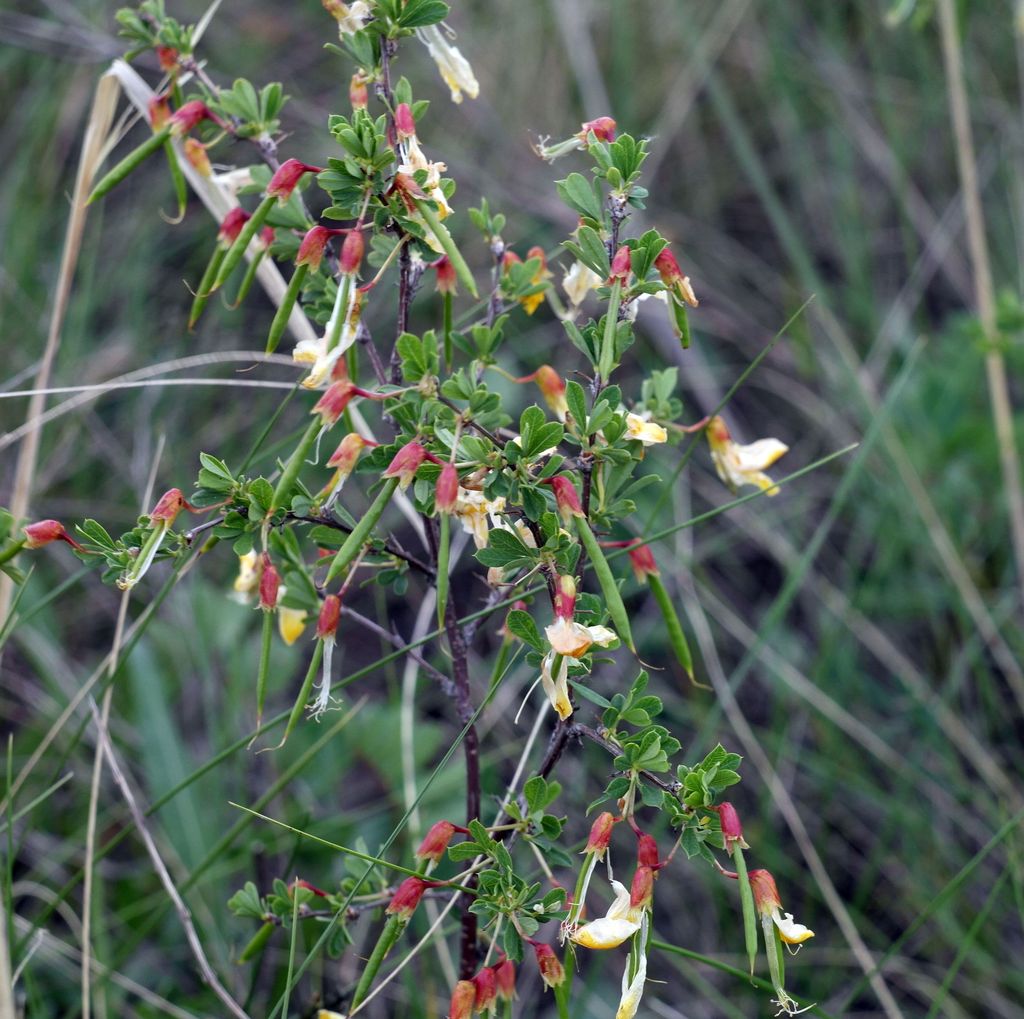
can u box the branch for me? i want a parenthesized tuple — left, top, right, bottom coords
(86, 697, 251, 1019)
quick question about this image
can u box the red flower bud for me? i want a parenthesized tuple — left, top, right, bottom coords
(584, 811, 617, 859)
(534, 364, 567, 419)
(317, 594, 341, 641)
(608, 244, 631, 283)
(493, 958, 516, 1001)
(448, 980, 476, 1019)
(501, 250, 522, 272)
(22, 519, 83, 551)
(183, 138, 211, 177)
(629, 865, 654, 909)
(636, 833, 660, 869)
(415, 820, 460, 864)
(258, 553, 280, 611)
(168, 100, 218, 137)
(553, 574, 576, 620)
(654, 246, 699, 307)
(528, 941, 565, 989)
(526, 245, 547, 269)
(627, 542, 658, 583)
(382, 441, 427, 489)
(296, 226, 339, 271)
(218, 208, 251, 247)
(326, 432, 372, 477)
(395, 102, 417, 140)
(258, 225, 275, 248)
(312, 379, 358, 427)
(339, 229, 364, 276)
(266, 159, 324, 201)
(580, 116, 616, 142)
(386, 876, 429, 920)
(148, 94, 171, 131)
(389, 172, 426, 212)
(472, 966, 498, 1014)
(545, 476, 583, 522)
(148, 488, 195, 525)
(435, 463, 459, 514)
(717, 802, 747, 852)
(747, 869, 782, 915)
(155, 45, 179, 72)
(431, 255, 458, 295)
(349, 72, 369, 110)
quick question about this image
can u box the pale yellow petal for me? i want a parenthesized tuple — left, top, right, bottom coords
(571, 917, 640, 950)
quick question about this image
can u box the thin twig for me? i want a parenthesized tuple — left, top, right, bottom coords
(938, 0, 1024, 615)
(85, 697, 251, 1019)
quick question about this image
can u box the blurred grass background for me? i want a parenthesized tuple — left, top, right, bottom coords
(2, 0, 1024, 1016)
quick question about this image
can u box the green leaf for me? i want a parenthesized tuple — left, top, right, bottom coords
(227, 881, 266, 919)
(577, 225, 610, 276)
(505, 609, 544, 651)
(556, 172, 604, 222)
(396, 0, 450, 28)
(565, 380, 588, 432)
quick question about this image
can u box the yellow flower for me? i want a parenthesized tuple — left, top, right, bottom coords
(454, 490, 507, 549)
(323, 0, 371, 36)
(398, 136, 452, 219)
(772, 908, 815, 945)
(232, 551, 259, 600)
(571, 880, 643, 950)
(293, 289, 361, 389)
(625, 412, 668, 446)
(562, 260, 602, 309)
(416, 25, 479, 103)
(615, 949, 647, 1019)
(706, 415, 788, 496)
(544, 616, 617, 659)
(539, 650, 572, 720)
(276, 588, 308, 646)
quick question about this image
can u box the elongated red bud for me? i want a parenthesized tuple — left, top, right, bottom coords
(636, 832, 660, 869)
(258, 554, 280, 611)
(22, 519, 83, 551)
(472, 966, 497, 1013)
(312, 379, 358, 427)
(654, 247, 699, 307)
(717, 802, 748, 852)
(747, 869, 782, 914)
(584, 811, 617, 859)
(415, 820, 457, 864)
(501, 250, 522, 272)
(395, 102, 417, 140)
(534, 364, 567, 419)
(218, 208, 251, 247)
(553, 574, 576, 620)
(545, 476, 583, 522)
(155, 45, 179, 72)
(627, 542, 659, 583)
(339, 229, 364, 276)
(266, 159, 324, 201)
(148, 94, 171, 131)
(608, 244, 631, 283)
(629, 865, 654, 909)
(382, 441, 427, 489)
(317, 594, 341, 640)
(296, 225, 342, 272)
(448, 980, 476, 1019)
(493, 959, 516, 1001)
(168, 100, 219, 137)
(148, 488, 196, 525)
(431, 255, 458, 295)
(435, 463, 459, 514)
(528, 941, 565, 989)
(349, 72, 369, 110)
(386, 876, 431, 920)
(184, 138, 211, 177)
